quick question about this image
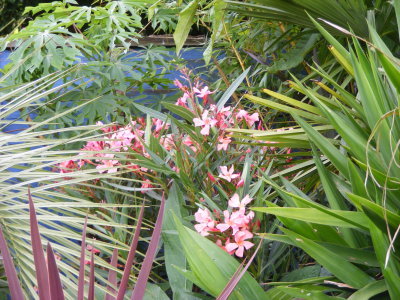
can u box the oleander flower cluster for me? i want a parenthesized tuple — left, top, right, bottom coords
(194, 193, 256, 258)
(58, 117, 170, 191)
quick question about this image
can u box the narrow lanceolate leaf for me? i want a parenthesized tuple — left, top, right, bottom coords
(0, 226, 24, 299)
(28, 189, 50, 300)
(293, 115, 349, 178)
(131, 194, 166, 300)
(46, 243, 65, 300)
(217, 68, 250, 110)
(78, 216, 89, 300)
(282, 228, 373, 289)
(162, 183, 193, 299)
(116, 202, 145, 300)
(173, 0, 199, 54)
(88, 251, 95, 300)
(217, 242, 262, 300)
(348, 280, 388, 300)
(105, 249, 118, 300)
(252, 207, 367, 229)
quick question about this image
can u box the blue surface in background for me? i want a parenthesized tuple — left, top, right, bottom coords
(1, 47, 217, 132)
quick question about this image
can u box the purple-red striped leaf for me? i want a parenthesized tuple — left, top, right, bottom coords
(46, 243, 65, 300)
(130, 194, 166, 300)
(217, 241, 261, 300)
(78, 216, 88, 300)
(105, 249, 118, 300)
(28, 188, 51, 300)
(88, 251, 95, 300)
(0, 226, 24, 299)
(116, 203, 145, 300)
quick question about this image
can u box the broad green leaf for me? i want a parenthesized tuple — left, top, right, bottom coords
(282, 228, 374, 289)
(162, 184, 193, 300)
(143, 283, 169, 300)
(173, 215, 266, 299)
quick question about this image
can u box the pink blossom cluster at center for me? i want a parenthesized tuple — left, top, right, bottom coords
(194, 193, 255, 258)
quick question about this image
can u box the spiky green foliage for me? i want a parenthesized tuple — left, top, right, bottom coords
(235, 15, 400, 299)
(0, 66, 155, 298)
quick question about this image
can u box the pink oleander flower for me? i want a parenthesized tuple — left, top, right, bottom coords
(233, 210, 255, 230)
(194, 86, 215, 103)
(235, 110, 259, 127)
(175, 92, 190, 107)
(174, 79, 185, 90)
(183, 135, 197, 152)
(193, 110, 218, 136)
(244, 112, 259, 127)
(228, 194, 252, 212)
(59, 160, 77, 173)
(153, 118, 170, 133)
(216, 239, 235, 255)
(217, 136, 232, 151)
(235, 109, 248, 120)
(219, 165, 240, 182)
(225, 230, 254, 257)
(194, 208, 215, 236)
(216, 210, 242, 234)
(141, 179, 154, 193)
(207, 172, 217, 183)
(160, 134, 175, 151)
(236, 179, 245, 188)
(96, 154, 119, 173)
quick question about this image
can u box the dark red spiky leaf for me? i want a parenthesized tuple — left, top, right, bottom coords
(0, 226, 24, 299)
(130, 194, 166, 300)
(116, 202, 145, 300)
(88, 251, 95, 300)
(46, 243, 65, 300)
(77, 216, 88, 300)
(217, 242, 261, 300)
(105, 249, 118, 300)
(28, 188, 50, 300)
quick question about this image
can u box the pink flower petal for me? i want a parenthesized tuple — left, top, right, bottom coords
(225, 243, 238, 252)
(235, 246, 244, 257)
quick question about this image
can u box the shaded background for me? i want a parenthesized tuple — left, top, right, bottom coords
(0, 0, 94, 35)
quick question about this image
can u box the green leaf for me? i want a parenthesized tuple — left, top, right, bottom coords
(162, 102, 195, 123)
(162, 184, 193, 300)
(173, 214, 266, 299)
(246, 95, 328, 124)
(143, 283, 170, 300)
(282, 228, 374, 289)
(252, 207, 367, 229)
(173, 0, 199, 54)
(348, 280, 388, 300)
(216, 68, 250, 110)
(293, 115, 349, 178)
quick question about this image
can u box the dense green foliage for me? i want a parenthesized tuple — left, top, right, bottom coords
(0, 0, 399, 299)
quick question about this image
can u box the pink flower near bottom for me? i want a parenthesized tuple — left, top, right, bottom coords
(225, 230, 254, 257)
